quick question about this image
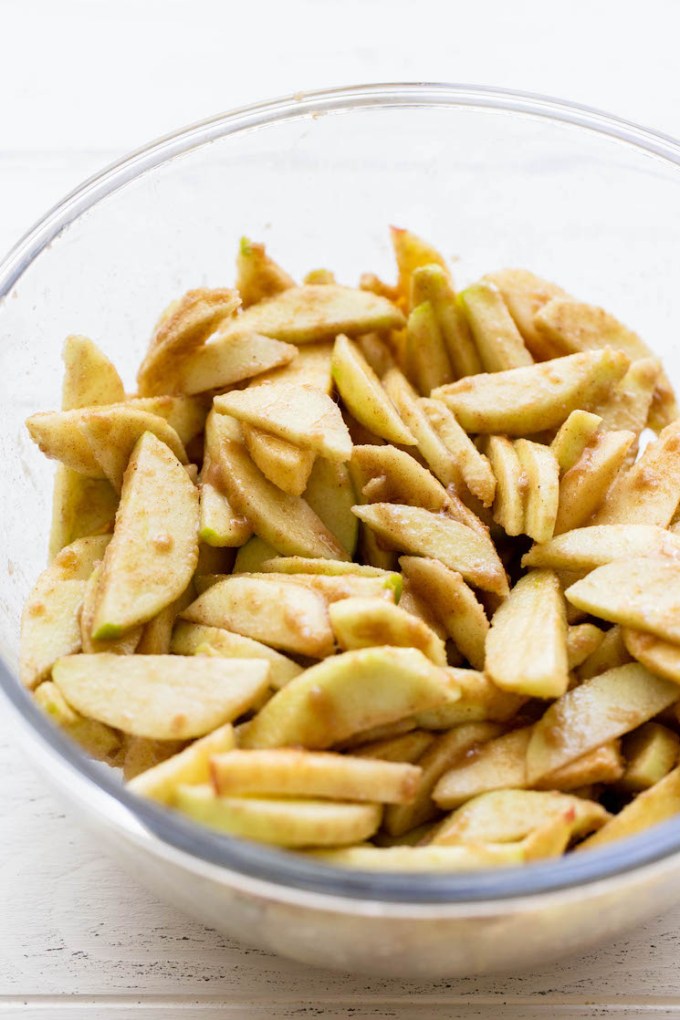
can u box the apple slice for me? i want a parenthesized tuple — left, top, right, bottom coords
(223, 284, 404, 343)
(308, 843, 523, 870)
(459, 281, 533, 372)
(137, 287, 240, 395)
(565, 556, 680, 644)
(212, 427, 347, 560)
(432, 348, 629, 434)
(553, 429, 635, 535)
(80, 406, 188, 491)
(433, 727, 533, 809)
(259, 557, 393, 578)
(236, 237, 295, 307)
(420, 399, 496, 508)
(240, 647, 458, 750)
(34, 680, 122, 761)
(485, 570, 569, 699)
(215, 382, 351, 462)
(353, 502, 508, 596)
(391, 225, 450, 304)
(128, 723, 236, 803)
(53, 654, 270, 739)
(242, 424, 315, 496)
(176, 786, 381, 847)
(171, 620, 303, 689)
(414, 668, 525, 730)
(332, 335, 416, 445)
(515, 439, 559, 543)
(525, 663, 679, 783)
(166, 331, 297, 395)
(523, 524, 680, 572)
(404, 302, 453, 392)
(578, 766, 680, 852)
(551, 409, 603, 472)
(210, 748, 421, 804)
(181, 576, 333, 658)
(92, 432, 199, 639)
(303, 456, 358, 557)
(252, 341, 333, 394)
(350, 444, 449, 512)
(411, 265, 482, 378)
(61, 334, 125, 410)
(481, 267, 569, 360)
(329, 596, 447, 665)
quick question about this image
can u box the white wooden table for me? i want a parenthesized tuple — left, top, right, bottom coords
(4, 1, 680, 1015)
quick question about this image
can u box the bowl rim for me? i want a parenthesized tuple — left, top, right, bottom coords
(4, 81, 680, 905)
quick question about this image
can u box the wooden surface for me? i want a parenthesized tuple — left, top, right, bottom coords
(4, 1, 680, 1015)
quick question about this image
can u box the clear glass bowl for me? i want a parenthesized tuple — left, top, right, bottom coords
(3, 83, 680, 977)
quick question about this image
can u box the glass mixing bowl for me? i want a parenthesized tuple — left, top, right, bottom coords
(3, 83, 680, 978)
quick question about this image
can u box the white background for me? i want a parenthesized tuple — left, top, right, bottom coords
(3, 0, 680, 1016)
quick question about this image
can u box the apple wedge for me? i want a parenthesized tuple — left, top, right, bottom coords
(34, 680, 123, 761)
(181, 576, 334, 657)
(350, 444, 449, 512)
(240, 647, 459, 750)
(598, 357, 661, 437)
(591, 418, 680, 527)
(482, 268, 569, 360)
(176, 786, 381, 847)
(399, 557, 488, 670)
(353, 502, 508, 596)
(49, 468, 118, 559)
(420, 400, 496, 507)
(171, 621, 303, 689)
(215, 382, 352, 462)
(410, 265, 482, 378)
(80, 406, 188, 491)
(565, 557, 680, 644)
(92, 432, 199, 639)
(566, 623, 605, 669)
(52, 654, 270, 739)
(211, 428, 347, 560)
(525, 663, 679, 783)
(303, 456, 358, 556)
(127, 723, 236, 803)
(166, 330, 298, 396)
(353, 730, 435, 763)
(384, 722, 502, 837)
(404, 301, 453, 392)
(253, 341, 333, 394)
(432, 790, 609, 845)
(329, 596, 447, 665)
(619, 722, 680, 792)
(61, 334, 125, 411)
(431, 348, 629, 434)
(331, 335, 416, 445)
(258, 557, 393, 578)
(514, 439, 559, 543)
(210, 748, 421, 804)
(233, 537, 278, 574)
(433, 727, 533, 809)
(236, 237, 295, 307)
(414, 668, 525, 729)
(578, 766, 680, 852)
(553, 429, 635, 535)
(391, 225, 450, 305)
(486, 436, 524, 537)
(550, 409, 603, 472)
(308, 842, 524, 870)
(20, 578, 86, 689)
(459, 281, 533, 372)
(223, 284, 405, 343)
(242, 424, 315, 497)
(382, 369, 459, 487)
(80, 563, 142, 654)
(523, 525, 680, 572)
(137, 287, 240, 395)
(485, 570, 569, 699)
(623, 629, 680, 685)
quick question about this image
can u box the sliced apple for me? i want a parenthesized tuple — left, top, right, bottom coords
(80, 406, 188, 491)
(400, 557, 488, 670)
(486, 435, 524, 537)
(486, 570, 568, 699)
(420, 399, 496, 507)
(236, 237, 295, 307)
(577, 625, 631, 681)
(432, 348, 629, 434)
(433, 726, 533, 809)
(410, 264, 482, 377)
(212, 427, 347, 559)
(404, 301, 453, 392)
(598, 357, 661, 438)
(553, 429, 635, 535)
(432, 789, 609, 845)
(127, 723, 236, 803)
(329, 597, 447, 665)
(171, 620, 303, 689)
(302, 456, 358, 557)
(391, 225, 450, 304)
(49, 468, 118, 559)
(61, 334, 125, 410)
(137, 287, 240, 395)
(309, 842, 524, 870)
(240, 647, 458, 750)
(259, 557, 393, 578)
(578, 765, 680, 852)
(550, 409, 603, 472)
(566, 556, 680, 644)
(460, 281, 533, 372)
(382, 369, 459, 486)
(414, 668, 525, 730)
(591, 418, 680, 527)
(176, 786, 381, 847)
(515, 439, 559, 543)
(233, 536, 279, 573)
(223, 284, 404, 344)
(352, 730, 436, 764)
(33, 680, 122, 761)
(242, 424, 315, 496)
(252, 341, 333, 394)
(482, 267, 569, 360)
(210, 748, 421, 804)
(622, 629, 680, 686)
(168, 330, 297, 395)
(353, 502, 508, 596)
(53, 654, 270, 739)
(215, 382, 351, 462)
(350, 444, 449, 512)
(80, 563, 142, 654)
(533, 741, 624, 791)
(620, 722, 680, 792)
(181, 576, 333, 657)
(523, 525, 680, 573)
(331, 334, 416, 445)
(525, 663, 679, 783)
(92, 432, 199, 639)
(20, 578, 86, 689)
(384, 722, 502, 837)
(566, 623, 605, 669)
